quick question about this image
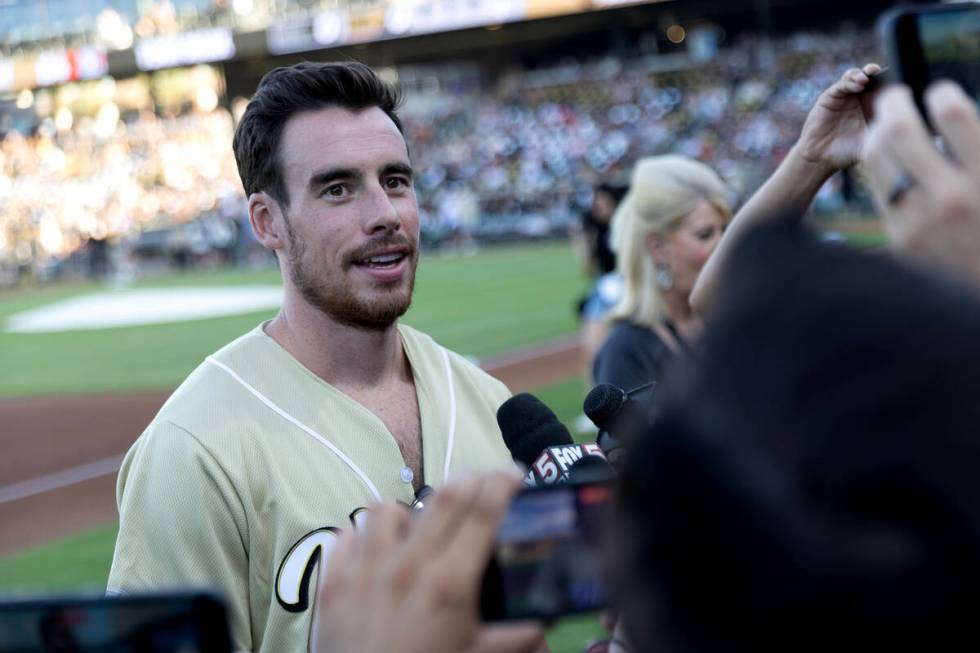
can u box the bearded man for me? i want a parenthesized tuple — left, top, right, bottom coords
(107, 62, 514, 652)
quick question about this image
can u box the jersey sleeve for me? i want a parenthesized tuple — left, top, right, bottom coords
(107, 420, 252, 652)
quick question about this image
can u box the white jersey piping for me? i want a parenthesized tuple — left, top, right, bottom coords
(205, 356, 383, 501)
(440, 347, 457, 483)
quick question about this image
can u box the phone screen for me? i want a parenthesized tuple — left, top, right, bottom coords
(918, 7, 980, 103)
(881, 4, 980, 115)
(480, 482, 613, 621)
(0, 592, 231, 653)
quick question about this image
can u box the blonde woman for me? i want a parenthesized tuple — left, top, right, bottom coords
(592, 156, 732, 390)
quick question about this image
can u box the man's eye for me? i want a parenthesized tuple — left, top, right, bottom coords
(324, 184, 348, 197)
(385, 176, 410, 190)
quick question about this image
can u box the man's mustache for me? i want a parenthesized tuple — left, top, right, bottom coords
(344, 234, 418, 266)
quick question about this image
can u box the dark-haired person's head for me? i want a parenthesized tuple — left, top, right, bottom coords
(592, 183, 628, 225)
(233, 61, 403, 206)
(612, 223, 980, 652)
(235, 61, 419, 330)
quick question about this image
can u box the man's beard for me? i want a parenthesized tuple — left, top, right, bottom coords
(282, 216, 417, 331)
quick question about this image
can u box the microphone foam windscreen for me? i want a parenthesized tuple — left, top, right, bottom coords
(497, 393, 574, 467)
(583, 384, 627, 430)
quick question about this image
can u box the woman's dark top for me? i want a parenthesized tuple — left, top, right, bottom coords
(592, 320, 678, 392)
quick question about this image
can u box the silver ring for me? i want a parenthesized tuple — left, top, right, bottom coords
(886, 172, 914, 206)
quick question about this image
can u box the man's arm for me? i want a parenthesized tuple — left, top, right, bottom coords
(691, 64, 881, 316)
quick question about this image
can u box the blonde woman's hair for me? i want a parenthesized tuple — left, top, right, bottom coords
(609, 155, 732, 329)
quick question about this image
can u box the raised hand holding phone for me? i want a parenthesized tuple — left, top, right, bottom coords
(862, 81, 980, 291)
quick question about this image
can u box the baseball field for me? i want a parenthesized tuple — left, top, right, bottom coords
(0, 229, 888, 651)
(0, 241, 609, 651)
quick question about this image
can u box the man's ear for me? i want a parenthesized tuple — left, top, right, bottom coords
(644, 232, 670, 267)
(248, 192, 286, 251)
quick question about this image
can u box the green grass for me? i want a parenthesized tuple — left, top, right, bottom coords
(0, 524, 118, 594)
(842, 230, 889, 249)
(0, 244, 586, 398)
(0, 374, 603, 650)
(549, 613, 608, 652)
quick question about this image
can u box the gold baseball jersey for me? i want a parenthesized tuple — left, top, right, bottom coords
(107, 323, 513, 652)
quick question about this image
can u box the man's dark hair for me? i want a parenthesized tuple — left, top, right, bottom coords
(232, 61, 403, 206)
(612, 222, 980, 652)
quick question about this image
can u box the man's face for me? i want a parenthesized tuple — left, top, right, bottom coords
(275, 105, 420, 330)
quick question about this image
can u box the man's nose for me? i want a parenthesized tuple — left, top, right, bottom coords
(363, 184, 401, 233)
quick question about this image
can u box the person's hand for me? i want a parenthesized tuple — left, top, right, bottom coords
(310, 473, 547, 653)
(862, 81, 980, 290)
(794, 63, 882, 173)
(690, 63, 883, 317)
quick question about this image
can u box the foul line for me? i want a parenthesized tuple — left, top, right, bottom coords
(0, 455, 124, 505)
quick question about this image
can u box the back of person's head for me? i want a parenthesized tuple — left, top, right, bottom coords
(610, 156, 731, 328)
(612, 222, 980, 652)
(233, 61, 403, 207)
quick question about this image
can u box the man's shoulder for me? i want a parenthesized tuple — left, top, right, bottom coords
(151, 325, 271, 437)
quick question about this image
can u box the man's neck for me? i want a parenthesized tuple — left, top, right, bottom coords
(265, 296, 407, 389)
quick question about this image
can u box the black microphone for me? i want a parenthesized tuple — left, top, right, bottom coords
(497, 393, 607, 486)
(498, 393, 573, 467)
(584, 382, 654, 470)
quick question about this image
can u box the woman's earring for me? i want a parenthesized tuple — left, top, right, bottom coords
(656, 265, 674, 290)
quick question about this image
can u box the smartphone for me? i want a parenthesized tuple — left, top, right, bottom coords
(480, 481, 613, 621)
(0, 591, 232, 652)
(879, 3, 980, 115)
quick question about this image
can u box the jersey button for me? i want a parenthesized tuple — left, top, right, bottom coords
(400, 467, 414, 484)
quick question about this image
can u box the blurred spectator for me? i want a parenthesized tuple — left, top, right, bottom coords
(575, 181, 628, 383)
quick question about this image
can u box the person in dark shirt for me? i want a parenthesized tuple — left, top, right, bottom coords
(592, 155, 731, 391)
(578, 183, 628, 380)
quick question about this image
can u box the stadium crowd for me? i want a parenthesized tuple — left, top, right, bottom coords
(407, 28, 876, 230)
(0, 27, 876, 284)
(0, 108, 244, 283)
